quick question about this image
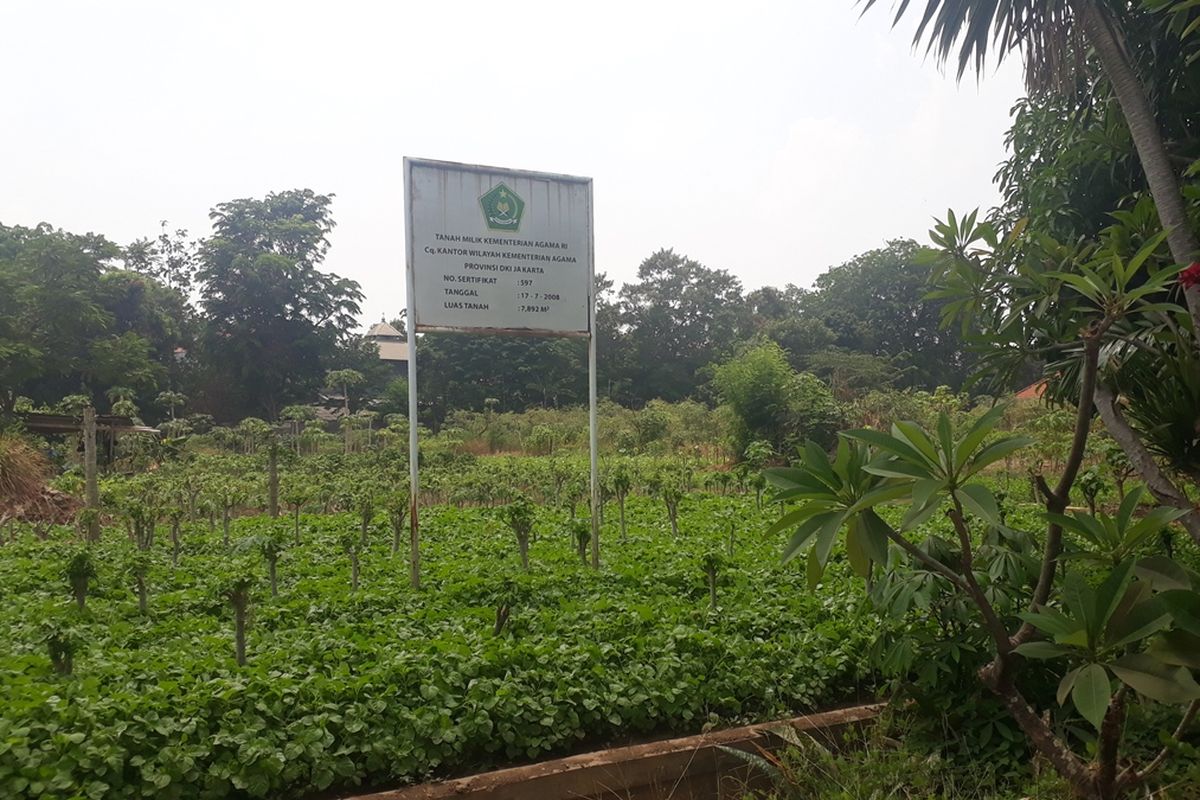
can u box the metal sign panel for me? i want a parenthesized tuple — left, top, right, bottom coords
(405, 158, 593, 336)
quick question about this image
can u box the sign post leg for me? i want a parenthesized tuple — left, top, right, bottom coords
(407, 320, 420, 590)
(589, 328, 599, 569)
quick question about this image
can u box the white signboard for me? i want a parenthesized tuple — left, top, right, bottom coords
(405, 158, 593, 335)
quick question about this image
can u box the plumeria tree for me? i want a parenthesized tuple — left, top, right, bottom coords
(769, 209, 1200, 797)
(769, 412, 1198, 799)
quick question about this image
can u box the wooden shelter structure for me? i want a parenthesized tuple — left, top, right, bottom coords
(17, 412, 159, 437)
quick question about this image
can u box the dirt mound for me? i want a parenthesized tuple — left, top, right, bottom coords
(1, 485, 82, 526)
(0, 436, 80, 526)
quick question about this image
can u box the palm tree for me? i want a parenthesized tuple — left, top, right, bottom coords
(862, 0, 1200, 330)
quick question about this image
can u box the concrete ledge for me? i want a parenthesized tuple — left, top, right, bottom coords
(342, 702, 885, 800)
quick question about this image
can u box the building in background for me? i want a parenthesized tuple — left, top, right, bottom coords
(366, 321, 409, 377)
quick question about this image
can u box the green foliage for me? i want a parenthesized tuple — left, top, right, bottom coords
(713, 340, 842, 455)
(799, 240, 975, 392)
(770, 403, 1200, 795)
(0, 491, 876, 800)
(65, 547, 96, 610)
(197, 189, 363, 419)
(0, 223, 175, 414)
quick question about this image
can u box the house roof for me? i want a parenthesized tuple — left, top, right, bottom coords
(366, 321, 404, 339)
(376, 340, 409, 362)
(1015, 381, 1048, 400)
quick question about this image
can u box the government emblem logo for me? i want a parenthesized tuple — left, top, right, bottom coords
(479, 183, 525, 232)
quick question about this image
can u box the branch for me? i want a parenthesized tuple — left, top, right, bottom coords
(1013, 338, 1100, 647)
(948, 505, 1013, 655)
(1095, 383, 1200, 546)
(1053, 337, 1100, 502)
(1097, 685, 1129, 796)
(981, 668, 1093, 791)
(1117, 698, 1200, 792)
(882, 527, 969, 593)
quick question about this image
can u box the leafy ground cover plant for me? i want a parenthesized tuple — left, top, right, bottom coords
(0, 493, 876, 799)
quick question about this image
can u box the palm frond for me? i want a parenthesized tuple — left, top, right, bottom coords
(859, 0, 1086, 90)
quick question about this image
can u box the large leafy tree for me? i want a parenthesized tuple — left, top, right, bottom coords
(196, 189, 362, 420)
(801, 240, 974, 390)
(616, 249, 750, 404)
(864, 0, 1200, 330)
(994, 11, 1200, 242)
(0, 223, 173, 414)
(712, 339, 843, 454)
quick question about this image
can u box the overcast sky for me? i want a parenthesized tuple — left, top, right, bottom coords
(1, 1, 1025, 327)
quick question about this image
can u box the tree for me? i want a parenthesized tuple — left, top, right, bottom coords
(498, 496, 535, 571)
(801, 240, 972, 390)
(768, 410, 1200, 799)
(125, 223, 199, 295)
(712, 340, 843, 455)
(863, 0, 1200, 333)
(929, 210, 1200, 543)
(712, 340, 798, 456)
(156, 390, 187, 421)
(617, 249, 750, 404)
(280, 404, 317, 455)
(196, 189, 363, 419)
(325, 369, 364, 453)
(0, 223, 167, 413)
(65, 548, 96, 611)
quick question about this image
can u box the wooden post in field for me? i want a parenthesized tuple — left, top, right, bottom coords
(267, 443, 279, 518)
(82, 407, 100, 542)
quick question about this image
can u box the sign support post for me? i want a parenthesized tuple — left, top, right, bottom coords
(587, 196, 599, 569)
(403, 157, 598, 578)
(404, 164, 421, 591)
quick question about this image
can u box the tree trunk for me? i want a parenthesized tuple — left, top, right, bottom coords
(82, 408, 100, 542)
(170, 519, 181, 567)
(350, 552, 360, 592)
(985, 675, 1096, 798)
(136, 575, 148, 615)
(293, 507, 301, 545)
(518, 533, 529, 571)
(234, 603, 247, 666)
(1075, 0, 1200, 332)
(392, 508, 408, 556)
(222, 507, 231, 546)
(707, 569, 717, 610)
(73, 581, 86, 610)
(618, 496, 627, 542)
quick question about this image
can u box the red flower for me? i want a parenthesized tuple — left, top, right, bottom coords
(1182, 262, 1200, 290)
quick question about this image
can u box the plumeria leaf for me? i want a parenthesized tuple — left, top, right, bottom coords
(1072, 664, 1111, 730)
(1109, 653, 1200, 704)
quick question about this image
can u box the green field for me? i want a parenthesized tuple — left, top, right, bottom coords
(0, 485, 878, 799)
